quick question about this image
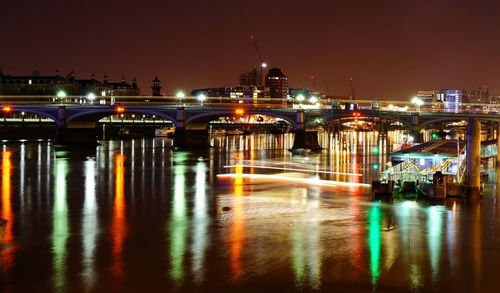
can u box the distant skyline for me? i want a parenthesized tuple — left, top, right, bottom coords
(2, 0, 500, 99)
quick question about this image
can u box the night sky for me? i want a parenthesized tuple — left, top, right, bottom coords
(2, 0, 500, 99)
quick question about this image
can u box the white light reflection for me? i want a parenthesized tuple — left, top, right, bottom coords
(191, 161, 208, 284)
(223, 165, 362, 176)
(169, 153, 188, 285)
(217, 173, 370, 187)
(427, 205, 444, 284)
(81, 159, 98, 291)
(19, 144, 25, 208)
(52, 158, 69, 291)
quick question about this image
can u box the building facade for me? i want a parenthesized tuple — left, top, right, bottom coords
(0, 69, 141, 96)
(265, 68, 288, 99)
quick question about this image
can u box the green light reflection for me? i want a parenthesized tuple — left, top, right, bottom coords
(368, 202, 382, 287)
(292, 229, 305, 287)
(52, 158, 69, 292)
(427, 205, 444, 284)
(169, 152, 188, 285)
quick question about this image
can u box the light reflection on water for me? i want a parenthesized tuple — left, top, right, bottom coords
(0, 132, 498, 292)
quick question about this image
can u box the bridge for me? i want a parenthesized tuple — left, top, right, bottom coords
(1, 96, 500, 150)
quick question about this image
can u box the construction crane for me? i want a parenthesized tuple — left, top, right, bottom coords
(249, 34, 267, 86)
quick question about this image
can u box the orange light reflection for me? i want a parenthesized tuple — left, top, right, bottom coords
(230, 163, 244, 280)
(111, 154, 126, 278)
(1, 151, 14, 274)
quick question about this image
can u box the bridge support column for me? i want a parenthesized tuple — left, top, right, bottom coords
(173, 128, 210, 149)
(466, 117, 481, 200)
(55, 127, 98, 145)
(410, 114, 422, 143)
(291, 110, 321, 150)
(172, 107, 210, 149)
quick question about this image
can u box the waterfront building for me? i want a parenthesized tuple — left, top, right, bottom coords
(0, 69, 141, 96)
(265, 68, 288, 99)
(191, 86, 270, 100)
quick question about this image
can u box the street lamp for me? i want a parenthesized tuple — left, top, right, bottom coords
(296, 94, 305, 108)
(56, 90, 67, 104)
(411, 97, 423, 110)
(198, 94, 207, 106)
(176, 91, 185, 106)
(87, 93, 96, 104)
(309, 95, 318, 104)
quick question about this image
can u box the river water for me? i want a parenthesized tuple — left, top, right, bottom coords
(0, 132, 499, 292)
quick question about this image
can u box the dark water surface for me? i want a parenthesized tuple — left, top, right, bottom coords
(1, 133, 500, 292)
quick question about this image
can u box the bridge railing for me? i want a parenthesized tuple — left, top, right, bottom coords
(2, 95, 500, 114)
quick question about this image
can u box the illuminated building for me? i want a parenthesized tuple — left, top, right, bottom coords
(191, 86, 270, 100)
(440, 89, 465, 113)
(0, 69, 140, 96)
(265, 68, 288, 99)
(416, 90, 443, 110)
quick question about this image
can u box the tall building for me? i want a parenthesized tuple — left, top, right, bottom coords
(239, 68, 259, 87)
(0, 69, 140, 96)
(417, 90, 443, 110)
(151, 76, 162, 96)
(265, 68, 288, 99)
(468, 86, 489, 103)
(440, 89, 465, 113)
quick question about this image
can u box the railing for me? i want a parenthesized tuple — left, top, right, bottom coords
(1, 95, 500, 114)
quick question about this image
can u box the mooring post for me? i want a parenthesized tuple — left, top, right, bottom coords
(497, 122, 500, 166)
(466, 117, 481, 200)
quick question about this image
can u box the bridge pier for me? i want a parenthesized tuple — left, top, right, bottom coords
(291, 110, 321, 150)
(173, 128, 210, 149)
(54, 106, 98, 146)
(410, 114, 422, 143)
(466, 117, 481, 200)
(55, 127, 98, 146)
(172, 107, 210, 149)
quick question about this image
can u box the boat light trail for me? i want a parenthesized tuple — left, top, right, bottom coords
(224, 165, 362, 176)
(217, 173, 370, 187)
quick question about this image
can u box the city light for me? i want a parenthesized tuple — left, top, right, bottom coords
(309, 96, 318, 104)
(176, 91, 185, 100)
(217, 173, 371, 187)
(261, 62, 267, 68)
(296, 95, 305, 102)
(235, 108, 245, 115)
(411, 97, 424, 107)
(87, 93, 96, 100)
(2, 106, 12, 113)
(56, 90, 66, 98)
(115, 106, 125, 113)
(197, 94, 207, 103)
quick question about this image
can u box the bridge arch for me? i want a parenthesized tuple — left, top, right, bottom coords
(184, 109, 297, 129)
(66, 108, 176, 128)
(325, 115, 411, 130)
(2, 109, 58, 124)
